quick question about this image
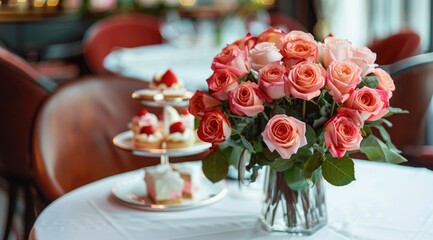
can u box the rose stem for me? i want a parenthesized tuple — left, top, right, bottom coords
(302, 100, 307, 120)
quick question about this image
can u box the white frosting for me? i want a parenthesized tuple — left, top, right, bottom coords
(135, 131, 163, 142)
(149, 72, 185, 91)
(181, 113, 195, 130)
(167, 128, 194, 142)
(130, 113, 159, 135)
(145, 165, 184, 201)
(172, 162, 202, 189)
(164, 106, 181, 133)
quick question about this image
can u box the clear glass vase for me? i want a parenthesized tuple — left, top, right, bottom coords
(260, 167, 327, 235)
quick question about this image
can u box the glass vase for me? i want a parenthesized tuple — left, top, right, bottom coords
(260, 167, 327, 235)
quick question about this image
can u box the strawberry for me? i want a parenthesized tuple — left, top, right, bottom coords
(169, 121, 185, 133)
(137, 109, 148, 117)
(140, 125, 156, 135)
(161, 69, 178, 87)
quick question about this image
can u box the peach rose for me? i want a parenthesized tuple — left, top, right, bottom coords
(322, 37, 352, 68)
(282, 39, 318, 67)
(189, 91, 222, 118)
(325, 60, 362, 103)
(262, 115, 307, 159)
(257, 28, 286, 49)
(228, 81, 266, 117)
(373, 68, 395, 98)
(197, 110, 231, 146)
(336, 107, 364, 127)
(212, 44, 251, 77)
(282, 30, 315, 43)
(286, 62, 326, 100)
(250, 42, 283, 70)
(324, 113, 362, 158)
(258, 62, 287, 99)
(342, 87, 387, 121)
(367, 89, 389, 121)
(207, 69, 239, 100)
(232, 33, 257, 50)
(351, 46, 377, 77)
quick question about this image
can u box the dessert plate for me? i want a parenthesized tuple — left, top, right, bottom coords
(112, 172, 227, 211)
(113, 131, 211, 157)
(131, 90, 194, 107)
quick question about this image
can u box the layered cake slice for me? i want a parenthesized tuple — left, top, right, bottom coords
(144, 164, 184, 204)
(172, 162, 202, 199)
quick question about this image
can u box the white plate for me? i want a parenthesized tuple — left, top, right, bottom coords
(131, 90, 194, 107)
(112, 173, 227, 211)
(113, 131, 211, 157)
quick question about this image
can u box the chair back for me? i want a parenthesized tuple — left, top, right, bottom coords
(269, 13, 307, 32)
(368, 30, 420, 65)
(83, 14, 163, 74)
(0, 47, 55, 180)
(387, 52, 433, 149)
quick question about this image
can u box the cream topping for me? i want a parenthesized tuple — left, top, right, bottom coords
(167, 128, 194, 142)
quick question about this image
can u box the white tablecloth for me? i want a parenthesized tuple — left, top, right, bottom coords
(103, 44, 221, 91)
(31, 160, 433, 240)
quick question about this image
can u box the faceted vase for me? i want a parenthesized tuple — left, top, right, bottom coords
(260, 167, 327, 235)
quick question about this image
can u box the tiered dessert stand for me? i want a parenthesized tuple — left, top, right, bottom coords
(111, 90, 227, 211)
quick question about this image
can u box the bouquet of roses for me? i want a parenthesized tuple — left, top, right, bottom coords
(188, 28, 407, 188)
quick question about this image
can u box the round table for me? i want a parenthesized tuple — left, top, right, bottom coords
(31, 160, 433, 240)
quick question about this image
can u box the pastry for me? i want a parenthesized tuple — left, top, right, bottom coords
(150, 69, 186, 98)
(172, 162, 202, 199)
(130, 109, 163, 149)
(164, 106, 195, 149)
(144, 164, 184, 204)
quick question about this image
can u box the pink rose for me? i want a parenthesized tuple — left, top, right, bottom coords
(324, 113, 362, 158)
(228, 81, 265, 117)
(367, 89, 389, 121)
(282, 30, 315, 43)
(325, 60, 362, 103)
(351, 46, 377, 77)
(189, 91, 222, 118)
(322, 37, 352, 68)
(250, 42, 283, 70)
(282, 39, 318, 67)
(207, 69, 239, 100)
(257, 28, 287, 49)
(342, 87, 387, 121)
(373, 68, 395, 98)
(262, 115, 307, 159)
(232, 33, 257, 50)
(286, 62, 326, 100)
(258, 62, 287, 99)
(336, 107, 364, 127)
(197, 110, 231, 146)
(212, 44, 251, 77)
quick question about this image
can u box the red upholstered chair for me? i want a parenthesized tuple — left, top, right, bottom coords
(32, 76, 207, 202)
(0, 47, 57, 240)
(269, 12, 308, 32)
(385, 52, 433, 169)
(368, 30, 421, 65)
(83, 14, 163, 74)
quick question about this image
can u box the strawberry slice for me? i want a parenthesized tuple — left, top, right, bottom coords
(140, 125, 156, 135)
(169, 121, 185, 133)
(137, 109, 148, 117)
(161, 69, 178, 87)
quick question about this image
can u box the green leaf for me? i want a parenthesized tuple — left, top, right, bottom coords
(361, 75, 379, 88)
(202, 148, 229, 183)
(253, 140, 264, 153)
(284, 166, 310, 191)
(270, 157, 294, 172)
(322, 156, 356, 186)
(384, 107, 409, 117)
(240, 134, 255, 153)
(374, 125, 400, 153)
(263, 148, 280, 162)
(305, 125, 316, 148)
(304, 152, 324, 179)
(273, 104, 286, 115)
(194, 117, 200, 130)
(360, 135, 407, 164)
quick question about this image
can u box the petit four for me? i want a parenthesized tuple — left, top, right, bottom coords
(130, 109, 163, 149)
(149, 69, 186, 98)
(164, 106, 195, 149)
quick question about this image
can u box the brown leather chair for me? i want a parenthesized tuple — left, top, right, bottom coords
(0, 47, 57, 240)
(385, 52, 433, 169)
(269, 12, 308, 32)
(83, 13, 163, 74)
(368, 30, 420, 65)
(32, 76, 207, 202)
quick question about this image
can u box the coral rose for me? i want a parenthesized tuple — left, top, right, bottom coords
(282, 39, 318, 67)
(258, 62, 287, 99)
(197, 110, 231, 146)
(232, 33, 257, 50)
(286, 62, 326, 100)
(342, 87, 388, 121)
(324, 113, 363, 158)
(373, 68, 395, 98)
(212, 44, 251, 77)
(207, 69, 239, 100)
(189, 91, 222, 118)
(257, 28, 286, 49)
(250, 42, 283, 70)
(228, 81, 266, 117)
(325, 60, 362, 103)
(262, 115, 307, 159)
(282, 30, 315, 43)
